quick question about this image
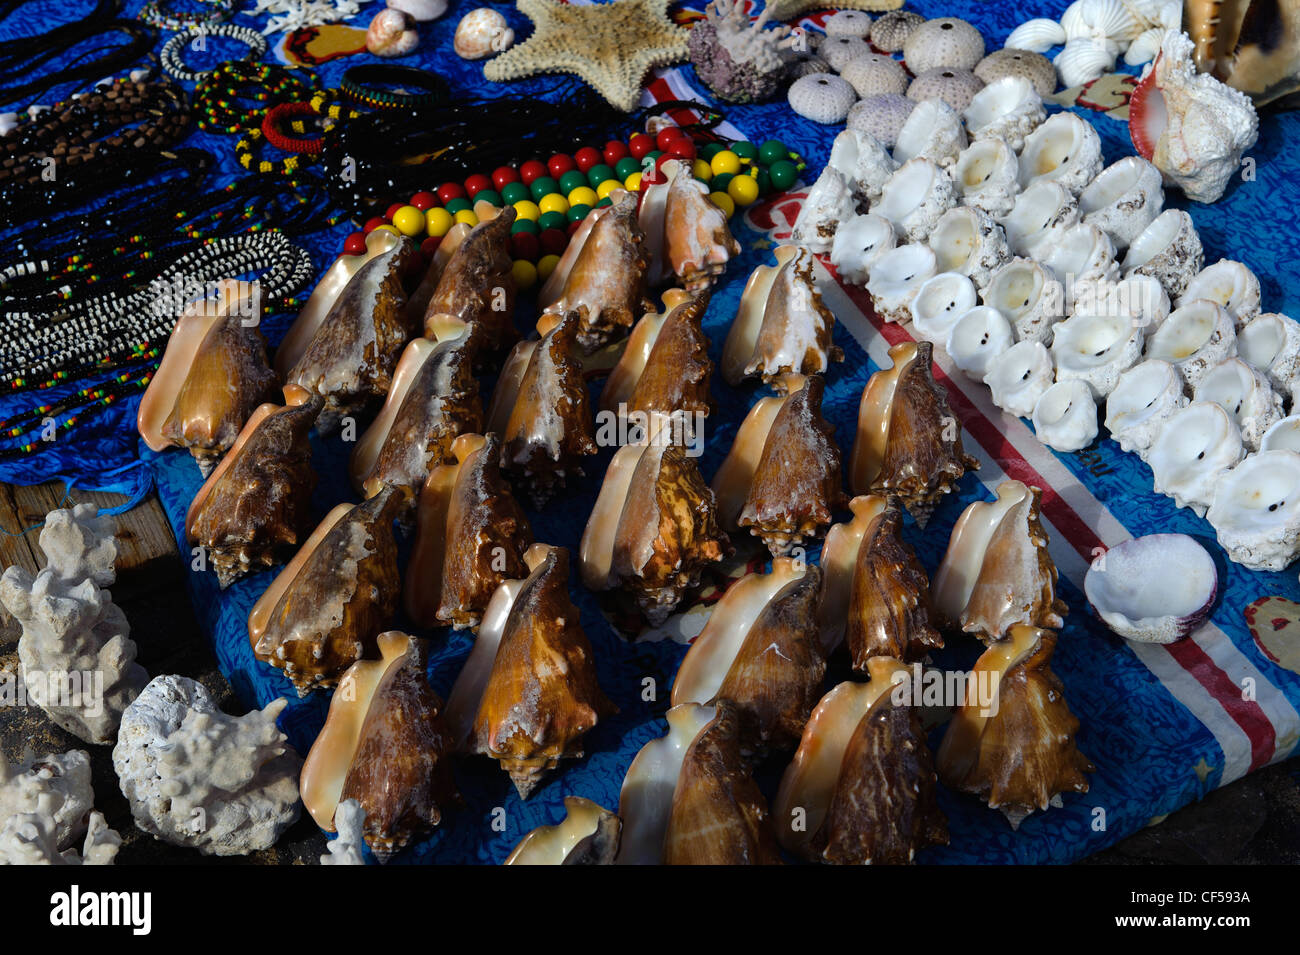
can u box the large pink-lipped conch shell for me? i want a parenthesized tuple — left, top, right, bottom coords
(640, 158, 740, 292)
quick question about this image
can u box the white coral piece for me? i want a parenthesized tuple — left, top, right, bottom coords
(0, 504, 147, 743)
(242, 0, 364, 35)
(0, 749, 94, 851)
(321, 798, 368, 865)
(0, 797, 119, 865)
(113, 675, 302, 857)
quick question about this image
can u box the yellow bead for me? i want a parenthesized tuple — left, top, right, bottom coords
(596, 178, 621, 200)
(709, 191, 735, 218)
(537, 254, 562, 281)
(710, 150, 741, 176)
(692, 158, 713, 182)
(511, 259, 538, 290)
(374, 224, 401, 235)
(567, 186, 598, 209)
(425, 207, 453, 237)
(454, 209, 479, 227)
(538, 193, 569, 216)
(624, 171, 642, 192)
(513, 199, 541, 222)
(727, 174, 759, 207)
(392, 205, 425, 237)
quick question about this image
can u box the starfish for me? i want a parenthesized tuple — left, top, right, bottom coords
(484, 0, 690, 112)
(764, 0, 902, 21)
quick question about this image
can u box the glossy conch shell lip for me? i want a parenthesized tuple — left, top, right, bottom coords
(641, 158, 741, 291)
(816, 494, 888, 653)
(419, 205, 518, 351)
(504, 796, 621, 865)
(711, 377, 801, 533)
(601, 289, 696, 413)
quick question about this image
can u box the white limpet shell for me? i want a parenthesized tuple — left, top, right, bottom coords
(1146, 400, 1244, 514)
(951, 137, 1019, 219)
(999, 180, 1080, 260)
(504, 796, 620, 865)
(985, 339, 1054, 418)
(829, 214, 896, 286)
(1239, 313, 1300, 404)
(866, 244, 937, 324)
(962, 76, 1046, 152)
(1206, 450, 1300, 571)
(1018, 112, 1104, 196)
(1054, 37, 1118, 88)
(1175, 260, 1262, 330)
(1032, 378, 1099, 451)
(927, 205, 1011, 290)
(1261, 415, 1300, 453)
(791, 165, 857, 254)
(828, 128, 899, 206)
(613, 703, 716, 865)
(1041, 223, 1118, 300)
(892, 98, 968, 169)
(1079, 156, 1164, 249)
(1145, 299, 1237, 389)
(910, 272, 978, 345)
(946, 305, 1014, 381)
(1194, 357, 1284, 451)
(1051, 310, 1144, 398)
(1005, 18, 1067, 54)
(1122, 209, 1203, 298)
(1084, 534, 1217, 643)
(982, 257, 1065, 343)
(874, 158, 957, 244)
(1104, 358, 1187, 456)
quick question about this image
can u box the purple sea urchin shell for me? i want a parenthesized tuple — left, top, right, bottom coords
(907, 68, 985, 111)
(847, 93, 915, 148)
(1084, 534, 1218, 643)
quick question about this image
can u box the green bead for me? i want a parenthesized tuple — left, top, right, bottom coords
(731, 141, 757, 160)
(711, 172, 734, 193)
(558, 170, 587, 194)
(568, 203, 592, 222)
(529, 176, 559, 200)
(752, 166, 772, 195)
(472, 188, 503, 206)
(444, 197, 471, 214)
(758, 139, 788, 165)
(586, 164, 615, 188)
(511, 217, 540, 235)
(768, 159, 798, 191)
(701, 142, 724, 159)
(614, 156, 641, 180)
(596, 197, 613, 207)
(501, 181, 530, 204)
(538, 210, 567, 231)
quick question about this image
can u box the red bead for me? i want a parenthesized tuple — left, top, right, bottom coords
(603, 139, 629, 165)
(654, 153, 677, 175)
(420, 235, 442, 258)
(437, 182, 465, 202)
(510, 231, 540, 261)
(567, 220, 584, 236)
(666, 138, 696, 161)
(385, 202, 406, 221)
(492, 165, 519, 190)
(409, 191, 438, 210)
(573, 147, 602, 172)
(548, 153, 577, 177)
(464, 173, 492, 197)
(628, 133, 654, 160)
(539, 227, 568, 256)
(656, 126, 686, 151)
(519, 159, 547, 184)
(363, 216, 387, 234)
(344, 231, 368, 255)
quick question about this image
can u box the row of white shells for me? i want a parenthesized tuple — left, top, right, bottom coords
(1006, 0, 1182, 86)
(793, 106, 1300, 573)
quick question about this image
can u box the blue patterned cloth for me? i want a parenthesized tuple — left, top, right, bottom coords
(10, 0, 1300, 864)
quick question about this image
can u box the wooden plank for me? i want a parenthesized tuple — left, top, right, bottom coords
(0, 482, 39, 646)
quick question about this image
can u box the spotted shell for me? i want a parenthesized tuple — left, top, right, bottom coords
(454, 7, 514, 60)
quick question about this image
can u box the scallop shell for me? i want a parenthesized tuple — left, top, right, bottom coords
(1018, 112, 1104, 196)
(982, 257, 1065, 343)
(840, 52, 909, 98)
(454, 8, 513, 59)
(1122, 209, 1204, 298)
(866, 244, 938, 324)
(907, 67, 986, 112)
(874, 157, 957, 244)
(830, 213, 897, 286)
(985, 339, 1055, 418)
(1032, 378, 1099, 451)
(1063, 0, 1144, 44)
(1206, 451, 1300, 571)
(869, 10, 925, 53)
(927, 205, 1012, 290)
(1078, 156, 1164, 249)
(963, 76, 1047, 152)
(976, 48, 1058, 97)
(1005, 19, 1068, 54)
(788, 73, 857, 124)
(892, 98, 968, 169)
(1124, 26, 1164, 65)
(1146, 400, 1244, 513)
(909, 272, 979, 346)
(946, 305, 1014, 381)
(1104, 358, 1187, 456)
(1145, 299, 1237, 389)
(820, 34, 871, 72)
(1051, 310, 1144, 398)
(1239, 313, 1300, 405)
(1176, 260, 1262, 330)
(1194, 357, 1284, 451)
(952, 137, 1019, 219)
(1054, 37, 1117, 88)
(847, 94, 916, 149)
(827, 127, 899, 207)
(999, 180, 1080, 260)
(904, 17, 985, 74)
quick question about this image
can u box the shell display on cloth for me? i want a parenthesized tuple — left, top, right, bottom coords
(454, 7, 514, 59)
(0, 504, 147, 744)
(112, 675, 301, 856)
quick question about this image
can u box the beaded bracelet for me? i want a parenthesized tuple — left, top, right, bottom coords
(339, 64, 449, 111)
(236, 126, 309, 175)
(194, 61, 314, 134)
(138, 0, 234, 31)
(161, 24, 268, 82)
(260, 100, 345, 156)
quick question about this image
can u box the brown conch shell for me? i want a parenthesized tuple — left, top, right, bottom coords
(419, 205, 519, 353)
(661, 700, 783, 865)
(138, 280, 279, 474)
(580, 438, 730, 625)
(538, 190, 651, 352)
(185, 385, 322, 588)
(722, 245, 843, 390)
(851, 339, 978, 527)
(284, 238, 418, 435)
(452, 545, 615, 797)
(775, 658, 949, 864)
(818, 495, 943, 667)
(671, 558, 826, 753)
(504, 795, 622, 865)
(1188, 0, 1300, 106)
(936, 624, 1094, 828)
(486, 311, 599, 505)
(348, 321, 483, 503)
(640, 158, 741, 292)
(248, 485, 405, 695)
(300, 631, 458, 862)
(712, 373, 847, 556)
(405, 432, 533, 630)
(932, 479, 1068, 642)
